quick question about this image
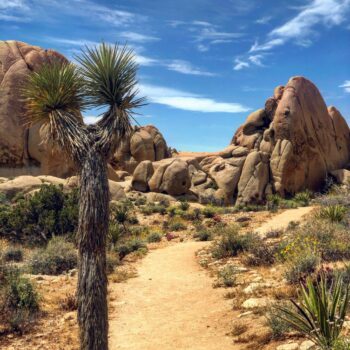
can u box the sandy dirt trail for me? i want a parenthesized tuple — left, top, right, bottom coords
(109, 207, 314, 350)
(109, 241, 234, 350)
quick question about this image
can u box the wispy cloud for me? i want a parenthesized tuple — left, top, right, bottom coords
(168, 20, 244, 52)
(339, 80, 350, 93)
(255, 16, 272, 25)
(233, 58, 249, 71)
(0, 0, 29, 21)
(139, 84, 250, 113)
(119, 32, 160, 43)
(236, 0, 350, 70)
(165, 60, 216, 76)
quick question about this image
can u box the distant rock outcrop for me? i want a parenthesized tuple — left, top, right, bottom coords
(0, 41, 170, 179)
(131, 77, 350, 204)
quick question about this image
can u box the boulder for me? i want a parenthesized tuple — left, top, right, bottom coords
(330, 169, 350, 185)
(113, 125, 170, 173)
(209, 157, 246, 204)
(148, 158, 191, 196)
(0, 40, 76, 177)
(236, 151, 269, 205)
(109, 181, 126, 201)
(131, 160, 154, 192)
(269, 77, 350, 195)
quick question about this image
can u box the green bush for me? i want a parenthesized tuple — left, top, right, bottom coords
(30, 237, 77, 275)
(215, 265, 237, 288)
(266, 194, 282, 212)
(0, 184, 78, 243)
(285, 254, 319, 284)
(294, 190, 312, 206)
(178, 200, 190, 211)
(244, 243, 275, 266)
(202, 206, 216, 218)
(147, 232, 162, 243)
(212, 226, 257, 259)
(334, 338, 350, 350)
(116, 238, 147, 260)
(0, 267, 39, 332)
(193, 229, 212, 241)
(3, 248, 23, 262)
(266, 304, 291, 339)
(318, 205, 347, 223)
(141, 203, 167, 215)
(168, 217, 186, 231)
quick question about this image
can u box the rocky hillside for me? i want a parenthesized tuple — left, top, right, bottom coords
(132, 77, 350, 205)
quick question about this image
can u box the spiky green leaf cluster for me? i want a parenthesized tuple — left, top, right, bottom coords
(23, 60, 86, 126)
(76, 43, 146, 111)
(275, 274, 349, 350)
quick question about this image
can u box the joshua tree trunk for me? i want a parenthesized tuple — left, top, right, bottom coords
(77, 147, 109, 350)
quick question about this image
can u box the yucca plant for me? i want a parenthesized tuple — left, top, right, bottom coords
(275, 274, 349, 349)
(23, 43, 145, 350)
(318, 205, 347, 223)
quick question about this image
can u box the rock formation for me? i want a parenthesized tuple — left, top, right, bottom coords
(0, 41, 170, 178)
(131, 77, 350, 205)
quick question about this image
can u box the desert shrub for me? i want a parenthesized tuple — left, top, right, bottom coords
(276, 275, 349, 349)
(266, 303, 291, 339)
(317, 205, 347, 223)
(266, 194, 281, 212)
(168, 217, 186, 231)
(0, 184, 78, 243)
(143, 203, 167, 215)
(0, 267, 39, 332)
(116, 238, 147, 260)
(285, 254, 319, 284)
(285, 220, 350, 262)
(294, 190, 312, 206)
(29, 237, 77, 275)
(215, 265, 238, 288)
(106, 253, 120, 274)
(133, 196, 147, 206)
(334, 338, 350, 350)
(202, 206, 216, 218)
(212, 226, 257, 259)
(178, 200, 190, 211)
(60, 293, 77, 311)
(108, 222, 122, 249)
(244, 243, 275, 266)
(147, 232, 162, 243)
(3, 247, 23, 262)
(193, 227, 212, 241)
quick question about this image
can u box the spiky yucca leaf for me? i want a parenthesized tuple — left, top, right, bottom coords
(76, 43, 146, 158)
(275, 274, 349, 350)
(22, 60, 89, 162)
(23, 60, 86, 124)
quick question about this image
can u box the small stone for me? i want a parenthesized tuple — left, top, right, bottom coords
(243, 282, 269, 294)
(299, 340, 315, 350)
(276, 343, 299, 350)
(242, 297, 270, 309)
(238, 311, 253, 318)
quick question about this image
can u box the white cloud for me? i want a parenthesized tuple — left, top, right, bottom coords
(241, 0, 350, 69)
(46, 37, 100, 47)
(339, 80, 350, 93)
(248, 54, 264, 66)
(139, 84, 250, 113)
(119, 32, 160, 43)
(165, 60, 216, 77)
(0, 0, 28, 10)
(233, 58, 250, 71)
(83, 115, 102, 124)
(255, 16, 272, 25)
(196, 27, 244, 41)
(134, 54, 159, 66)
(249, 38, 284, 52)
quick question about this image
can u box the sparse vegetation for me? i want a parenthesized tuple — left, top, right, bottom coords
(29, 236, 77, 275)
(276, 275, 349, 350)
(147, 232, 162, 243)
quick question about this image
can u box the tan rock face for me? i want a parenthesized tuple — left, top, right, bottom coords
(0, 40, 76, 177)
(270, 77, 350, 195)
(113, 125, 170, 173)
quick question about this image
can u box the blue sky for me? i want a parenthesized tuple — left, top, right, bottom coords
(1, 0, 350, 151)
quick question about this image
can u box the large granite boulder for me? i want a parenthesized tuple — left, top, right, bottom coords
(0, 40, 76, 178)
(113, 125, 170, 173)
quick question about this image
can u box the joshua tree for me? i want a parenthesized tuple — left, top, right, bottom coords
(23, 44, 145, 350)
